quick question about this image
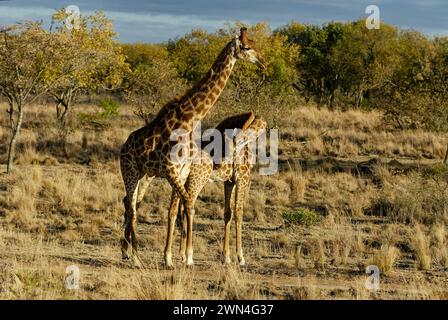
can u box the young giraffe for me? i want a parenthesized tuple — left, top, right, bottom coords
(171, 112, 268, 266)
(120, 28, 266, 267)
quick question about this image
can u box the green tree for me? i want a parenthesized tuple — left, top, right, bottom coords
(278, 22, 347, 109)
(121, 43, 169, 70)
(375, 31, 439, 130)
(122, 42, 187, 122)
(225, 22, 299, 99)
(167, 28, 227, 82)
(331, 20, 399, 108)
(430, 37, 448, 127)
(168, 22, 299, 106)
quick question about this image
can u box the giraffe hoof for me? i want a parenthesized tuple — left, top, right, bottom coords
(220, 252, 231, 264)
(238, 257, 246, 266)
(186, 257, 194, 267)
(165, 254, 174, 269)
(165, 262, 175, 270)
(121, 239, 131, 260)
(165, 259, 174, 269)
(122, 252, 130, 261)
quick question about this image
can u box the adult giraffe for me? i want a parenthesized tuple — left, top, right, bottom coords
(119, 28, 266, 267)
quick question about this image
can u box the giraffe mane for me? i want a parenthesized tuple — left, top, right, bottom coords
(172, 39, 235, 106)
(146, 39, 236, 128)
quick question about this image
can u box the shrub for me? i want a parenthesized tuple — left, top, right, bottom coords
(282, 208, 321, 226)
(98, 99, 120, 119)
(78, 99, 120, 124)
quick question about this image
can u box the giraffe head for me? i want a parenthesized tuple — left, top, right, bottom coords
(249, 115, 268, 132)
(234, 28, 266, 70)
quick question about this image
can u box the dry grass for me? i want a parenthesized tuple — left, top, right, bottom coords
(285, 164, 307, 203)
(370, 245, 399, 275)
(279, 105, 446, 160)
(6, 166, 42, 231)
(412, 225, 431, 271)
(294, 245, 306, 270)
(310, 238, 326, 270)
(370, 172, 448, 225)
(0, 102, 447, 299)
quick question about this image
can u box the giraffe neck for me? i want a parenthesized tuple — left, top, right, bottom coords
(178, 40, 237, 125)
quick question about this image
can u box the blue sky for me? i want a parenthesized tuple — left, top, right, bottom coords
(0, 0, 447, 42)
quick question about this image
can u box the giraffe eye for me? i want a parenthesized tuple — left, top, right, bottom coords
(241, 46, 250, 51)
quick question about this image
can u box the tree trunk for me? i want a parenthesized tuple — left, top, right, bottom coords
(355, 89, 364, 109)
(56, 100, 64, 122)
(7, 134, 17, 174)
(328, 90, 335, 110)
(55, 89, 73, 131)
(318, 78, 326, 109)
(56, 101, 69, 130)
(6, 101, 24, 174)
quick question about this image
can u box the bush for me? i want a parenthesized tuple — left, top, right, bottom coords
(78, 99, 120, 124)
(98, 99, 120, 119)
(282, 208, 321, 226)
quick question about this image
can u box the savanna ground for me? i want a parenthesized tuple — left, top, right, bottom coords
(0, 101, 447, 300)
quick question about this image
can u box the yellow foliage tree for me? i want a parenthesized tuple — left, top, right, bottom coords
(49, 10, 129, 130)
(0, 22, 67, 173)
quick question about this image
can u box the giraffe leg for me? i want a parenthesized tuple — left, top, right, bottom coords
(121, 175, 140, 261)
(180, 159, 212, 264)
(166, 173, 195, 266)
(223, 180, 235, 264)
(179, 203, 187, 263)
(185, 202, 195, 266)
(234, 177, 249, 266)
(164, 190, 180, 269)
(183, 189, 202, 267)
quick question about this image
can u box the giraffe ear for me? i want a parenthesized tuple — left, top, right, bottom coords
(239, 27, 249, 45)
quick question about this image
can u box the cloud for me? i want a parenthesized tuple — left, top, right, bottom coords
(0, 0, 447, 42)
(0, 5, 54, 22)
(107, 11, 235, 42)
(107, 12, 222, 27)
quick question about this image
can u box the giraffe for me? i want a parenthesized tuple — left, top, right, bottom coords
(119, 28, 266, 267)
(164, 112, 268, 266)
